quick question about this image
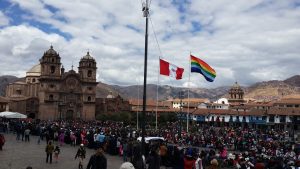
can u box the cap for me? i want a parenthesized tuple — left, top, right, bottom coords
(120, 162, 135, 169)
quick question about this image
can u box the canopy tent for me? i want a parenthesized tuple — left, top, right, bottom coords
(137, 137, 165, 143)
(0, 111, 27, 119)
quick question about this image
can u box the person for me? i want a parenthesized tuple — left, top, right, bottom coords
(194, 153, 203, 169)
(0, 133, 5, 150)
(45, 141, 54, 164)
(54, 145, 60, 163)
(75, 144, 86, 169)
(24, 128, 30, 142)
(207, 159, 218, 169)
(86, 147, 107, 169)
(147, 147, 160, 169)
(120, 162, 135, 169)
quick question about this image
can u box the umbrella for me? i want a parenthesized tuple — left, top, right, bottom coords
(0, 111, 27, 119)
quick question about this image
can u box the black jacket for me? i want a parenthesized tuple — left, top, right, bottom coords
(86, 154, 107, 169)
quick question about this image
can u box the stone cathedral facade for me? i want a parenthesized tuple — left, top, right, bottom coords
(5, 46, 98, 120)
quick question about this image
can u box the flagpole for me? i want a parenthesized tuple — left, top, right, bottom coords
(155, 56, 160, 130)
(187, 51, 191, 133)
(141, 0, 149, 156)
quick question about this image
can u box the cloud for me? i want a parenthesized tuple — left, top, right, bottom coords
(0, 11, 10, 26)
(0, 0, 300, 88)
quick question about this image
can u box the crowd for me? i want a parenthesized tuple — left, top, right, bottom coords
(0, 119, 300, 169)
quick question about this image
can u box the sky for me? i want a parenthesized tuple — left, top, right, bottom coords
(0, 0, 300, 88)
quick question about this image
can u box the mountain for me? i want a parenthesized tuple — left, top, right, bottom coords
(102, 84, 230, 100)
(1, 75, 300, 101)
(0, 76, 20, 96)
(244, 77, 300, 101)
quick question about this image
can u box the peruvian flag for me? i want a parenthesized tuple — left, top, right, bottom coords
(160, 59, 184, 80)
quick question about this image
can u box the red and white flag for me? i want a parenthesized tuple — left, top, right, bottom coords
(160, 59, 184, 80)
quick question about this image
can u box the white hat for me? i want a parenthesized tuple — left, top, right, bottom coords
(120, 162, 135, 169)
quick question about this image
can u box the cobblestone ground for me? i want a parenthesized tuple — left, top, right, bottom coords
(0, 133, 123, 169)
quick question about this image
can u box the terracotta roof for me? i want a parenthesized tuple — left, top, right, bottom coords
(274, 98, 300, 105)
(267, 107, 300, 115)
(193, 109, 233, 115)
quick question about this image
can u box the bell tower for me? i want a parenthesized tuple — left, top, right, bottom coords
(78, 52, 97, 82)
(228, 82, 245, 104)
(39, 45, 62, 79)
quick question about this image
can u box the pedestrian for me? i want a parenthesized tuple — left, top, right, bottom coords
(45, 141, 54, 164)
(75, 144, 86, 169)
(54, 145, 60, 163)
(24, 128, 30, 142)
(146, 147, 160, 169)
(86, 147, 107, 169)
(0, 133, 5, 150)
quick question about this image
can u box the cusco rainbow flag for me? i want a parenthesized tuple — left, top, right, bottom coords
(191, 55, 216, 82)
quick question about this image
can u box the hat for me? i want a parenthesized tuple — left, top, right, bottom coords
(211, 159, 218, 166)
(120, 162, 135, 169)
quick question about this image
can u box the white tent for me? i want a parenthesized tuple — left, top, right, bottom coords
(0, 111, 27, 119)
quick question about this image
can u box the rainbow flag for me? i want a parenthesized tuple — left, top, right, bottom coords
(191, 55, 216, 82)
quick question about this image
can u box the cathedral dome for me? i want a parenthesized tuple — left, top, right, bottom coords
(44, 45, 58, 56)
(81, 52, 95, 60)
(26, 64, 41, 77)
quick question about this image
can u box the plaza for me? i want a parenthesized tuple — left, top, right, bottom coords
(0, 133, 123, 169)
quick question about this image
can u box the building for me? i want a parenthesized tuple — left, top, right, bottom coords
(5, 46, 98, 120)
(95, 93, 131, 116)
(0, 96, 9, 112)
(228, 82, 245, 104)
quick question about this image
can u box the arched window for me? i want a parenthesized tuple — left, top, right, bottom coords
(50, 66, 55, 74)
(32, 78, 36, 83)
(87, 96, 91, 101)
(87, 70, 92, 77)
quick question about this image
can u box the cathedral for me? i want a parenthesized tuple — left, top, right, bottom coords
(5, 46, 98, 120)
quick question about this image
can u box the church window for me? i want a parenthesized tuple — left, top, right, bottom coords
(50, 66, 56, 74)
(50, 84, 55, 88)
(88, 63, 91, 67)
(88, 96, 91, 101)
(88, 87, 92, 91)
(32, 78, 36, 83)
(52, 58, 55, 63)
(87, 70, 92, 77)
(49, 94, 54, 101)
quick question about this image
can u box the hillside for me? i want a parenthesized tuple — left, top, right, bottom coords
(1, 75, 300, 101)
(0, 76, 20, 96)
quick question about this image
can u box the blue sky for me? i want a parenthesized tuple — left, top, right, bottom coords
(0, 0, 300, 88)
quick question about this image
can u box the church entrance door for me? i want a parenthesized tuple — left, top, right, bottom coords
(66, 110, 74, 120)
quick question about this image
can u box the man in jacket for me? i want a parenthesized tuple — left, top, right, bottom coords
(45, 141, 54, 163)
(86, 147, 107, 169)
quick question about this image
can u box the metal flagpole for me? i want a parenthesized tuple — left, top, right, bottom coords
(141, 0, 149, 156)
(137, 78, 140, 130)
(187, 52, 191, 133)
(155, 56, 160, 130)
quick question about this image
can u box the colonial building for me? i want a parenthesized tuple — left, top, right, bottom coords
(95, 93, 131, 116)
(0, 96, 9, 112)
(5, 46, 98, 120)
(228, 82, 245, 104)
